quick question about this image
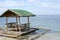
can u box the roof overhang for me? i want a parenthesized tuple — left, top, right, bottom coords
(0, 9, 36, 17)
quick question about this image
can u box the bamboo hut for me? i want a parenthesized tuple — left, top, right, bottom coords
(0, 9, 38, 37)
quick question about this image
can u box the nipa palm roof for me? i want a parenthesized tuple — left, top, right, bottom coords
(0, 9, 36, 17)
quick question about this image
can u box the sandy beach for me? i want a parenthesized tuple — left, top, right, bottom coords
(0, 31, 60, 40)
(0, 28, 53, 40)
(0, 36, 17, 40)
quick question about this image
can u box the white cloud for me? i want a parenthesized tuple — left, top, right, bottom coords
(48, 3, 60, 8)
(27, 0, 34, 2)
(0, 0, 25, 7)
(27, 0, 60, 8)
(0, 0, 60, 15)
(0, 0, 25, 15)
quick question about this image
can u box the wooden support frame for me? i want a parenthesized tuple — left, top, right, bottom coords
(19, 17, 20, 24)
(17, 17, 21, 32)
(6, 17, 8, 32)
(19, 17, 21, 32)
(5, 16, 30, 32)
(16, 17, 21, 32)
(28, 16, 30, 29)
(16, 17, 18, 31)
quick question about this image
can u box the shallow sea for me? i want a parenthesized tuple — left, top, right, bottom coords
(0, 15, 60, 40)
(0, 15, 60, 33)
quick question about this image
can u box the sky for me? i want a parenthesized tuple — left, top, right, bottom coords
(0, 0, 60, 15)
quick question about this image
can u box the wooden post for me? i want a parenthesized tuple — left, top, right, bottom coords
(19, 17, 20, 24)
(16, 17, 17, 31)
(6, 17, 8, 32)
(16, 17, 17, 24)
(17, 17, 21, 32)
(17, 17, 20, 24)
(28, 16, 29, 29)
(19, 17, 20, 32)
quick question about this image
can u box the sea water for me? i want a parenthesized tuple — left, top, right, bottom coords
(0, 15, 60, 33)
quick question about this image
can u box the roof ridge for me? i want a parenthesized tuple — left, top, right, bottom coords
(9, 9, 22, 16)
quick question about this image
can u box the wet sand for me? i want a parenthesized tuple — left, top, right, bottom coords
(36, 32, 60, 40)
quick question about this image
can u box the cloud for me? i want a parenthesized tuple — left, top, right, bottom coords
(27, 0, 34, 2)
(48, 3, 60, 8)
(0, 0, 60, 15)
(0, 0, 25, 7)
(0, 0, 25, 15)
(27, 0, 60, 8)
(0, 0, 60, 9)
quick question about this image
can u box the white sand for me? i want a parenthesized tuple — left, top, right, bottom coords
(0, 30, 60, 40)
(0, 33, 60, 40)
(36, 33, 60, 40)
(0, 36, 17, 40)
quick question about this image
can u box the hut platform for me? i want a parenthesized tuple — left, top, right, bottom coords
(0, 28, 39, 38)
(21, 28, 39, 36)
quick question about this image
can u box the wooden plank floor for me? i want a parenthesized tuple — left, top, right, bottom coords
(0, 28, 39, 38)
(21, 28, 39, 35)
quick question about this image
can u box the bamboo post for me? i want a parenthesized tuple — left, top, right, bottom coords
(19, 17, 20, 32)
(16, 17, 18, 31)
(28, 16, 29, 29)
(16, 17, 17, 24)
(6, 17, 8, 32)
(19, 17, 20, 24)
(17, 17, 21, 32)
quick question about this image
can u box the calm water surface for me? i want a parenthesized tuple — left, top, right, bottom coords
(0, 15, 60, 33)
